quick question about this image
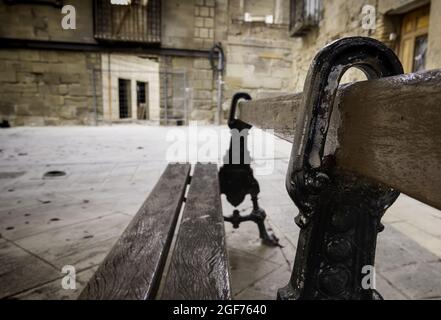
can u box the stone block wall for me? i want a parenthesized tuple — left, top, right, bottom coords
(2, 0, 441, 126)
(0, 49, 102, 126)
(162, 0, 217, 51)
(0, 0, 95, 44)
(159, 55, 216, 124)
(224, 34, 294, 98)
(426, 1, 441, 70)
(194, 0, 216, 49)
(161, 0, 298, 124)
(191, 57, 216, 122)
(223, 0, 295, 114)
(287, 0, 379, 92)
(0, 0, 296, 126)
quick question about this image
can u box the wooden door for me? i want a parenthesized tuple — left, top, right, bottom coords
(399, 5, 430, 73)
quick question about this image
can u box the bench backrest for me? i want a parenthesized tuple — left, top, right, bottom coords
(237, 68, 441, 210)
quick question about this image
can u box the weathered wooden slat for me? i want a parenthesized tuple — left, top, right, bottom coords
(78, 164, 191, 300)
(238, 69, 441, 210)
(239, 92, 303, 142)
(161, 163, 231, 300)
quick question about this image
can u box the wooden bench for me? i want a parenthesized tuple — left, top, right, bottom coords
(79, 163, 231, 300)
(80, 36, 440, 300)
(235, 37, 441, 300)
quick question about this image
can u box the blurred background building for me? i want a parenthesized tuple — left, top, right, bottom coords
(0, 0, 440, 126)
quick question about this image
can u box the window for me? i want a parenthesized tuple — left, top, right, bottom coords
(118, 79, 131, 119)
(94, 0, 161, 44)
(243, 0, 277, 23)
(399, 5, 430, 73)
(289, 0, 321, 37)
(235, 0, 289, 25)
(137, 81, 146, 104)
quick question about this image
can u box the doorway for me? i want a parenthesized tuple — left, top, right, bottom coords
(399, 5, 430, 73)
(136, 81, 149, 120)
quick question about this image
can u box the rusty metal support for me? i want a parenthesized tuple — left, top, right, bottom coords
(219, 93, 279, 247)
(278, 37, 404, 300)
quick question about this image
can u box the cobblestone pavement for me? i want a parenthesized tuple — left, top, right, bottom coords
(1, 125, 441, 300)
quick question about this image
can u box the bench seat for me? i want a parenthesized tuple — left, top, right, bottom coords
(79, 163, 231, 300)
(161, 163, 231, 300)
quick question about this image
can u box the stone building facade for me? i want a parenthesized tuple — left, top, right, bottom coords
(288, 0, 441, 91)
(0, 0, 440, 126)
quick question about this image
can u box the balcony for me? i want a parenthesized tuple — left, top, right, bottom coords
(290, 0, 320, 37)
(94, 0, 161, 44)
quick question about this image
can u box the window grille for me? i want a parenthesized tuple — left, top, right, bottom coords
(94, 0, 161, 44)
(118, 78, 131, 119)
(289, 0, 320, 37)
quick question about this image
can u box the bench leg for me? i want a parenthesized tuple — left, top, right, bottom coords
(220, 164, 280, 247)
(222, 186, 279, 246)
(278, 168, 399, 300)
(220, 91, 279, 246)
(249, 194, 280, 247)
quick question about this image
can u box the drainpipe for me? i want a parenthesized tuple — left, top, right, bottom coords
(210, 43, 226, 125)
(107, 53, 112, 124)
(164, 72, 168, 125)
(92, 68, 98, 126)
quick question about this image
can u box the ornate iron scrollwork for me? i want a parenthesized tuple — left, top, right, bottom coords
(219, 93, 279, 247)
(278, 37, 404, 300)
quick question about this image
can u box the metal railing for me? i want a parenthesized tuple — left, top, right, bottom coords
(94, 0, 161, 44)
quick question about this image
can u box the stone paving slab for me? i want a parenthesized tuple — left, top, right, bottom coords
(388, 195, 441, 239)
(0, 187, 73, 212)
(14, 266, 98, 300)
(375, 273, 409, 300)
(390, 221, 441, 258)
(235, 264, 292, 300)
(0, 239, 59, 299)
(376, 225, 440, 272)
(382, 261, 441, 299)
(224, 219, 290, 266)
(228, 248, 282, 296)
(0, 199, 122, 241)
(15, 213, 130, 270)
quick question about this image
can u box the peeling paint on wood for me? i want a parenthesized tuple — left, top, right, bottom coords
(238, 69, 441, 210)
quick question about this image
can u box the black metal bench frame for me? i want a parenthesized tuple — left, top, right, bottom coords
(219, 92, 279, 247)
(277, 37, 404, 300)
